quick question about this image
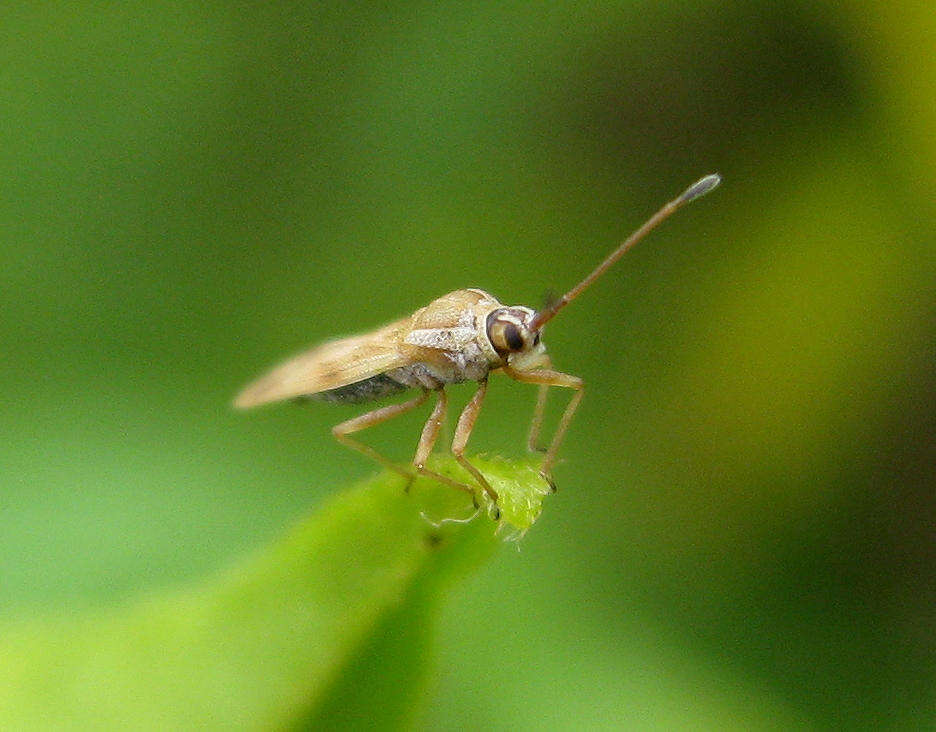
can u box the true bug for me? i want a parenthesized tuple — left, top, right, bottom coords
(235, 174, 720, 517)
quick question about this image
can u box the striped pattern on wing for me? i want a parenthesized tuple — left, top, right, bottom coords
(234, 318, 412, 408)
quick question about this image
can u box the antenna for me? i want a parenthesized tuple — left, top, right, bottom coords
(529, 173, 721, 331)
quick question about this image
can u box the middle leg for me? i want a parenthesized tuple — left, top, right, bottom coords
(451, 379, 499, 506)
(411, 388, 482, 501)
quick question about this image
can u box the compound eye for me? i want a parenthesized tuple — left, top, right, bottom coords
(503, 323, 523, 351)
(486, 310, 530, 355)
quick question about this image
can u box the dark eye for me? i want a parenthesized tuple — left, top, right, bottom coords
(533, 332, 541, 346)
(504, 323, 523, 351)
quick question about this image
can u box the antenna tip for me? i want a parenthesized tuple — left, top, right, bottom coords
(679, 173, 721, 204)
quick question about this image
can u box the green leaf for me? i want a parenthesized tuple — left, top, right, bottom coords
(0, 456, 550, 729)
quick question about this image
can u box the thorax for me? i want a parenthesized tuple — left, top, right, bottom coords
(389, 288, 504, 389)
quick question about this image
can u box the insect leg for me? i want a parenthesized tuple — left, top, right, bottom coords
(451, 380, 501, 514)
(526, 355, 556, 452)
(527, 384, 550, 452)
(332, 390, 430, 481)
(410, 390, 480, 500)
(503, 366, 585, 489)
(413, 389, 447, 468)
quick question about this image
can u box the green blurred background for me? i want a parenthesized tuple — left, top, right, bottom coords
(2, 1, 934, 728)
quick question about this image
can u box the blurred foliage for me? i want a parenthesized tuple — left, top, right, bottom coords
(0, 1, 933, 729)
(0, 459, 534, 729)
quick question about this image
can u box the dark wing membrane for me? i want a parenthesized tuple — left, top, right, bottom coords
(234, 318, 411, 408)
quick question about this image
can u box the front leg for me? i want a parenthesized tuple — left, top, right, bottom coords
(502, 365, 585, 486)
(527, 384, 550, 453)
(524, 354, 555, 453)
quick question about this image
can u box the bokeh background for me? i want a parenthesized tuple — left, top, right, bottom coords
(2, 2, 934, 728)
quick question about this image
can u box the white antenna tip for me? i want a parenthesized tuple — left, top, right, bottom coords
(679, 173, 721, 204)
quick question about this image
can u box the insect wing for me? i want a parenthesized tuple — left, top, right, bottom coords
(234, 318, 411, 408)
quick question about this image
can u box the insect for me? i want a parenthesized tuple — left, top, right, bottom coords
(235, 174, 720, 518)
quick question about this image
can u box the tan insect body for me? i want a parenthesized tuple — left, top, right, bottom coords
(236, 174, 721, 518)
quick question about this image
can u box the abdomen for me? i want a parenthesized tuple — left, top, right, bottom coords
(311, 373, 411, 404)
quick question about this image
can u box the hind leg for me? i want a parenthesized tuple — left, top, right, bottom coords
(332, 391, 430, 480)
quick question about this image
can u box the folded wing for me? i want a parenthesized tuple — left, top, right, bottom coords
(234, 317, 412, 408)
